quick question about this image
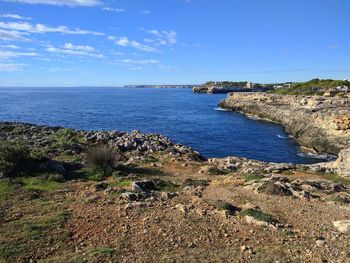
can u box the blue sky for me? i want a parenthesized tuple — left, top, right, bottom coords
(0, 0, 349, 86)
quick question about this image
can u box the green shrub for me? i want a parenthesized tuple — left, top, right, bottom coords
(51, 128, 79, 150)
(0, 141, 32, 178)
(207, 166, 229, 176)
(84, 166, 107, 181)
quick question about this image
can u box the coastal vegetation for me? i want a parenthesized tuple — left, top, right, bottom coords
(203, 81, 248, 88)
(268, 78, 350, 95)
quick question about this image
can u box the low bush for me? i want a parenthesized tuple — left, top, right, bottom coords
(240, 208, 275, 223)
(85, 145, 116, 180)
(207, 166, 229, 176)
(215, 200, 240, 215)
(51, 128, 82, 151)
(0, 141, 32, 178)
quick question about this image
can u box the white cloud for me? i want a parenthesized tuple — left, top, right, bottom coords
(0, 21, 105, 36)
(64, 43, 96, 52)
(0, 13, 31, 20)
(0, 62, 26, 71)
(46, 44, 104, 58)
(118, 59, 160, 65)
(147, 29, 177, 46)
(1, 44, 20, 49)
(1, 0, 102, 6)
(102, 7, 125, 12)
(0, 50, 38, 59)
(111, 36, 157, 52)
(142, 10, 151, 15)
(0, 28, 30, 41)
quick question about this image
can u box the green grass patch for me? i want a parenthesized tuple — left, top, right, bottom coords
(207, 166, 230, 176)
(114, 178, 133, 187)
(21, 177, 63, 192)
(143, 156, 159, 163)
(0, 211, 68, 262)
(120, 165, 163, 177)
(0, 180, 15, 200)
(215, 200, 240, 215)
(155, 180, 179, 192)
(90, 246, 115, 257)
(244, 174, 264, 181)
(183, 179, 209, 187)
(319, 172, 350, 185)
(240, 209, 275, 224)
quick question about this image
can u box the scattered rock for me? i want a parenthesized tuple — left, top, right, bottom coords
(332, 220, 350, 233)
(131, 180, 156, 192)
(120, 192, 139, 202)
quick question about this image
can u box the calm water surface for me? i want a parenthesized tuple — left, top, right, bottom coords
(0, 87, 327, 163)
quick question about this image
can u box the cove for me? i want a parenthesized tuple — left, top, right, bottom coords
(0, 87, 328, 163)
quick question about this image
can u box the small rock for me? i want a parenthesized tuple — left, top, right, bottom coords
(176, 204, 189, 214)
(332, 220, 350, 233)
(315, 239, 325, 247)
(120, 192, 138, 201)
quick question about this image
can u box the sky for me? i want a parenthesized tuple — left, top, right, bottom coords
(0, 0, 349, 87)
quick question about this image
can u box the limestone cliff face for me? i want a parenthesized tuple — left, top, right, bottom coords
(219, 93, 350, 176)
(219, 93, 350, 155)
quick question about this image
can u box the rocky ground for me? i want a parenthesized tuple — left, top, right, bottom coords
(0, 122, 350, 262)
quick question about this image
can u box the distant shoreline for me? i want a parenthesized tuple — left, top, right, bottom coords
(124, 85, 197, 89)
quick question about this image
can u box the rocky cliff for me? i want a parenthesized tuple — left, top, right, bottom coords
(219, 93, 350, 176)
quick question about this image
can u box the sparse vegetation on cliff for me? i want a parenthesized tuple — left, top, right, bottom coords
(268, 78, 350, 95)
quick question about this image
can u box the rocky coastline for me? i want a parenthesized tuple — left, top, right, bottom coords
(219, 92, 350, 177)
(1, 121, 350, 262)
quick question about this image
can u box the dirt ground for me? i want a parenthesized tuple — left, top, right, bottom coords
(1, 158, 350, 263)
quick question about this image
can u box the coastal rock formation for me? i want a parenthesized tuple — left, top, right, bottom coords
(192, 86, 243, 94)
(0, 122, 204, 161)
(218, 93, 350, 176)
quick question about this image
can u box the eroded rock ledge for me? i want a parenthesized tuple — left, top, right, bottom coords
(219, 93, 350, 176)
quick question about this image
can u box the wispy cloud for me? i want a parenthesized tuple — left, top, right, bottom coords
(1, 0, 102, 6)
(109, 36, 157, 52)
(0, 28, 30, 41)
(118, 59, 160, 65)
(0, 21, 105, 36)
(102, 7, 125, 12)
(142, 10, 151, 15)
(0, 13, 31, 20)
(147, 29, 177, 46)
(64, 43, 96, 52)
(329, 44, 340, 49)
(0, 62, 26, 71)
(1, 44, 21, 49)
(46, 44, 104, 58)
(0, 50, 38, 59)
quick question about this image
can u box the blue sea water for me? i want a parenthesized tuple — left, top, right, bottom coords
(0, 87, 328, 163)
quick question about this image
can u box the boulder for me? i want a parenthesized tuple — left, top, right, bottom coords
(120, 192, 138, 201)
(333, 148, 350, 177)
(131, 180, 156, 192)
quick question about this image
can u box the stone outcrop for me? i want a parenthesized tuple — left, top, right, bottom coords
(192, 86, 245, 94)
(0, 122, 205, 161)
(218, 93, 350, 176)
